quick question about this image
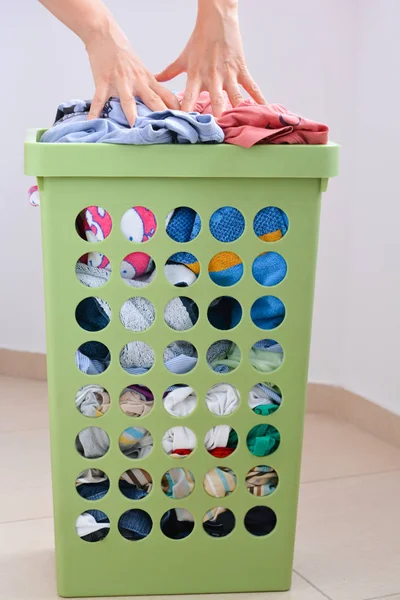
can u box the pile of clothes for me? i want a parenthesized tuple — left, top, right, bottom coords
(76, 381, 282, 460)
(75, 381, 281, 539)
(75, 463, 278, 540)
(40, 93, 328, 148)
(74, 203, 287, 376)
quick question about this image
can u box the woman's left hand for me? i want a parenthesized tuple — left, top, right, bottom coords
(155, 0, 266, 116)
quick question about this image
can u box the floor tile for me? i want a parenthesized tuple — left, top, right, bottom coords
(0, 376, 48, 433)
(294, 470, 400, 600)
(0, 516, 328, 600)
(0, 518, 56, 600)
(0, 429, 52, 523)
(301, 413, 400, 482)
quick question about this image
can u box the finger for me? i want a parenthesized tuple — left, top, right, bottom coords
(209, 78, 225, 117)
(88, 85, 109, 120)
(239, 71, 267, 104)
(139, 86, 168, 112)
(225, 79, 244, 108)
(155, 59, 184, 83)
(181, 78, 201, 112)
(119, 91, 137, 126)
(151, 81, 180, 110)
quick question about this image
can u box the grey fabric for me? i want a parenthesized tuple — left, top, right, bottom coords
(76, 427, 110, 459)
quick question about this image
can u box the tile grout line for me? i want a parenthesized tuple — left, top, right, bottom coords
(293, 569, 333, 600)
(0, 515, 53, 526)
(301, 467, 400, 486)
(0, 427, 50, 436)
(363, 593, 400, 600)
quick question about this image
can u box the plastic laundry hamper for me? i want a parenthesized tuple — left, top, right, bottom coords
(25, 130, 338, 598)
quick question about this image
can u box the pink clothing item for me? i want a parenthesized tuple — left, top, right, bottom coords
(218, 100, 329, 147)
(78, 206, 157, 278)
(176, 91, 328, 148)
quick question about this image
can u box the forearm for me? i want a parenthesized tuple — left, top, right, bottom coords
(38, 0, 121, 46)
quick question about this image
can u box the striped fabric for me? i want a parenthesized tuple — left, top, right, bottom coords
(204, 467, 237, 498)
(162, 468, 195, 499)
(245, 466, 278, 497)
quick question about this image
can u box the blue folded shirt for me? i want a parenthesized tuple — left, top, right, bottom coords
(41, 97, 224, 144)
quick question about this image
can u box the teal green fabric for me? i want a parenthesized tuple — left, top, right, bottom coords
(247, 425, 280, 457)
(253, 404, 279, 416)
(227, 429, 238, 448)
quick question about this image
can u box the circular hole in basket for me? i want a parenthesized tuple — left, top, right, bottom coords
(250, 296, 286, 330)
(120, 252, 155, 287)
(207, 340, 241, 374)
(162, 427, 196, 458)
(164, 342, 198, 374)
(120, 297, 155, 332)
(163, 385, 197, 417)
(76, 341, 110, 375)
(160, 509, 195, 540)
(75, 254, 111, 287)
(203, 508, 236, 538)
(164, 297, 199, 331)
(75, 469, 110, 501)
(245, 465, 279, 497)
(119, 469, 153, 499)
(250, 339, 283, 373)
(205, 426, 238, 458)
(203, 466, 237, 498)
(120, 342, 155, 375)
(166, 207, 201, 242)
(119, 385, 154, 417)
(161, 468, 195, 499)
(75, 384, 110, 418)
(246, 424, 280, 457)
(249, 382, 282, 416)
(118, 509, 153, 540)
(164, 252, 200, 287)
(252, 252, 287, 286)
(75, 297, 110, 332)
(75, 427, 110, 459)
(206, 383, 240, 416)
(207, 296, 242, 330)
(119, 427, 153, 459)
(75, 206, 112, 242)
(209, 206, 245, 242)
(120, 206, 157, 242)
(253, 207, 289, 242)
(76, 510, 110, 542)
(244, 506, 277, 536)
(208, 252, 243, 287)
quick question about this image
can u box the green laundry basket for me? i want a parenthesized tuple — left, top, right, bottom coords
(25, 130, 338, 598)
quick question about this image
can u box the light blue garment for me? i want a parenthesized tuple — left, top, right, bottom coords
(41, 97, 224, 145)
(75, 351, 108, 375)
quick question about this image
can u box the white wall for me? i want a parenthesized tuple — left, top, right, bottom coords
(341, 0, 400, 415)
(1, 1, 398, 414)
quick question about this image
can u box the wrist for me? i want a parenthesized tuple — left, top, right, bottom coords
(197, 0, 238, 20)
(82, 9, 125, 50)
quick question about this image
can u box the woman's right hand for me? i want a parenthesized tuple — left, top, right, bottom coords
(86, 27, 180, 126)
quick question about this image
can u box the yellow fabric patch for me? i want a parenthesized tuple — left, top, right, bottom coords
(185, 261, 200, 275)
(208, 252, 242, 273)
(259, 230, 282, 242)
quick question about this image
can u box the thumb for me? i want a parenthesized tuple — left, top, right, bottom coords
(155, 59, 184, 82)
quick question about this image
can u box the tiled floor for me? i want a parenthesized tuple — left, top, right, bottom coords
(0, 375, 399, 600)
